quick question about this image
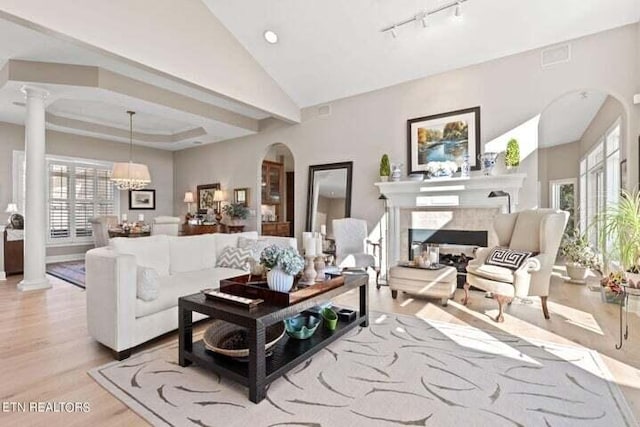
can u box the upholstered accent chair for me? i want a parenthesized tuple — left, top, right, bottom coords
(463, 209, 569, 322)
(332, 218, 376, 272)
(89, 215, 119, 248)
(151, 216, 181, 236)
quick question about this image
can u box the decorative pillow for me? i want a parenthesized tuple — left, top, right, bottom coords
(216, 246, 252, 270)
(485, 247, 534, 270)
(137, 266, 160, 302)
(238, 237, 270, 261)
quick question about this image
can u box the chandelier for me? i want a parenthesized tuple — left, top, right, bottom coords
(111, 111, 151, 191)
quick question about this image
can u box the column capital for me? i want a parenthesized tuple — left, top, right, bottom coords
(21, 85, 49, 100)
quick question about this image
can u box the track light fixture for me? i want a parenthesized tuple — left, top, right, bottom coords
(382, 0, 469, 38)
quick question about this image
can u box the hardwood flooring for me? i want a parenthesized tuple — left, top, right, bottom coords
(1, 270, 639, 426)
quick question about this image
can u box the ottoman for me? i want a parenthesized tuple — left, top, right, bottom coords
(389, 265, 457, 306)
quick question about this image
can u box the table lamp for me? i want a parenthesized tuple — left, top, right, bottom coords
(5, 203, 18, 214)
(183, 191, 194, 218)
(213, 190, 225, 223)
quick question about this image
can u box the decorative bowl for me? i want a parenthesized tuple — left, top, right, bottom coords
(203, 320, 285, 358)
(284, 313, 321, 339)
(407, 173, 424, 181)
(322, 307, 338, 331)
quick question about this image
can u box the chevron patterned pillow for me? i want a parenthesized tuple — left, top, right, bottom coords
(216, 246, 252, 270)
(485, 247, 533, 270)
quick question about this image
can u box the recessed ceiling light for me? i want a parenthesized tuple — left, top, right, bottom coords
(263, 30, 278, 44)
(12, 101, 25, 107)
(192, 140, 203, 145)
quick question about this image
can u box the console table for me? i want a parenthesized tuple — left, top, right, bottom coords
(178, 273, 368, 403)
(182, 223, 222, 235)
(4, 229, 23, 275)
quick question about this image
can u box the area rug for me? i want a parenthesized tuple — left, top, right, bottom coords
(89, 313, 637, 427)
(46, 261, 85, 288)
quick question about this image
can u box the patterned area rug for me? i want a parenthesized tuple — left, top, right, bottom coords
(46, 261, 86, 288)
(89, 313, 636, 427)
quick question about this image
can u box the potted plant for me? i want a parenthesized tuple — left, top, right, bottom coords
(380, 154, 391, 182)
(600, 189, 640, 281)
(260, 245, 304, 292)
(505, 138, 520, 171)
(222, 202, 249, 225)
(559, 228, 601, 283)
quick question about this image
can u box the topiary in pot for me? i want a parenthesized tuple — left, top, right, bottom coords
(505, 138, 520, 170)
(380, 154, 391, 182)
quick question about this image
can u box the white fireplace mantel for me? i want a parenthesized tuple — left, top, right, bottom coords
(375, 174, 526, 269)
(375, 173, 526, 210)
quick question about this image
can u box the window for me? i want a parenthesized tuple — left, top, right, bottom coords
(550, 179, 576, 232)
(579, 120, 621, 250)
(13, 151, 119, 245)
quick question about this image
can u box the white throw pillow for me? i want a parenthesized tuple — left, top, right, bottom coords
(137, 266, 160, 302)
(216, 246, 252, 271)
(238, 236, 270, 261)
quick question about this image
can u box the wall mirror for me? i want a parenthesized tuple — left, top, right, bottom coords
(306, 162, 353, 236)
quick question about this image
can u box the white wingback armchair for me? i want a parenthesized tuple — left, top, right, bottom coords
(332, 218, 376, 271)
(463, 209, 568, 322)
(89, 215, 118, 248)
(151, 216, 181, 236)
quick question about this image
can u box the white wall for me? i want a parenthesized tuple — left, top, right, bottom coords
(0, 121, 174, 258)
(538, 141, 581, 208)
(174, 24, 639, 242)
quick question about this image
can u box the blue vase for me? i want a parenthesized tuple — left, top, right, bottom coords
(267, 267, 294, 292)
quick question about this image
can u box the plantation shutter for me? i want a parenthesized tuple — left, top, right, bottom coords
(75, 166, 96, 238)
(48, 163, 70, 239)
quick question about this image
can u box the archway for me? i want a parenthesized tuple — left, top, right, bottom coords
(259, 143, 295, 237)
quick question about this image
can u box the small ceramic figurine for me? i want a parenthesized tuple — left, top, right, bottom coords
(391, 163, 403, 182)
(460, 154, 471, 178)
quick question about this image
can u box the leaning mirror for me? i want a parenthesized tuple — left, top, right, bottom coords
(306, 162, 353, 235)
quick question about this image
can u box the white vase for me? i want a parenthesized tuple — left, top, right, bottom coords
(566, 263, 588, 283)
(267, 267, 294, 292)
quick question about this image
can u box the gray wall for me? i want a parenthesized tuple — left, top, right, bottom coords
(538, 141, 581, 208)
(0, 122, 174, 259)
(174, 24, 640, 241)
(580, 95, 626, 158)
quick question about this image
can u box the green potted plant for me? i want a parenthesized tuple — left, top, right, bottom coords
(222, 202, 250, 225)
(599, 189, 640, 279)
(505, 138, 520, 171)
(380, 154, 391, 182)
(559, 228, 601, 283)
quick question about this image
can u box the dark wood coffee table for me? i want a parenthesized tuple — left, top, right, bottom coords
(178, 273, 368, 403)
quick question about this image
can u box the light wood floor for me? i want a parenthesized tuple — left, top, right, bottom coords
(1, 270, 639, 426)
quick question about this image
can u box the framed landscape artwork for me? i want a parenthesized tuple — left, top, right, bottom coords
(197, 183, 220, 211)
(407, 106, 481, 175)
(234, 188, 248, 206)
(129, 189, 156, 210)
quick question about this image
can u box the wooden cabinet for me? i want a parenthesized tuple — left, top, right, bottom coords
(261, 161, 284, 205)
(262, 222, 290, 237)
(4, 230, 23, 275)
(182, 224, 222, 236)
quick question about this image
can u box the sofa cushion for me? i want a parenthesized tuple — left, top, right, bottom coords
(485, 247, 533, 270)
(111, 235, 171, 276)
(510, 211, 543, 253)
(212, 231, 258, 259)
(137, 266, 160, 301)
(238, 236, 270, 261)
(169, 234, 217, 274)
(135, 267, 246, 318)
(216, 246, 251, 270)
(466, 263, 514, 284)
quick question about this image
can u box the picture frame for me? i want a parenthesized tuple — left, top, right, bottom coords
(234, 188, 249, 206)
(129, 189, 156, 210)
(620, 158, 627, 191)
(197, 183, 221, 211)
(407, 106, 481, 175)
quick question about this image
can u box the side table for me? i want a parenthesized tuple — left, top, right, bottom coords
(616, 283, 640, 349)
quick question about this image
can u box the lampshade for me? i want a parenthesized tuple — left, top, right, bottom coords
(110, 110, 151, 191)
(111, 162, 151, 190)
(183, 191, 194, 203)
(5, 203, 18, 213)
(213, 190, 225, 202)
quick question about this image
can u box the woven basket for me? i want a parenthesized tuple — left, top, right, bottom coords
(203, 320, 285, 358)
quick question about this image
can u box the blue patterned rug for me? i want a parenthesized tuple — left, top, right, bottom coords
(89, 312, 636, 426)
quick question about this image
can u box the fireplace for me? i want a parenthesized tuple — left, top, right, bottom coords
(408, 229, 488, 287)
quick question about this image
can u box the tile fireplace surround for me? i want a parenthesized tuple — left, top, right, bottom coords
(376, 174, 526, 267)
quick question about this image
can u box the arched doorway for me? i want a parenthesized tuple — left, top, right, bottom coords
(538, 89, 626, 248)
(259, 143, 295, 237)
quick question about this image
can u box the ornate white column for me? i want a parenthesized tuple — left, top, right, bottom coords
(18, 86, 50, 291)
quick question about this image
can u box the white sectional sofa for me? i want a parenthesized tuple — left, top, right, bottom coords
(85, 231, 296, 359)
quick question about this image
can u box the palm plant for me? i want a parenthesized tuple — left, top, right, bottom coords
(599, 189, 640, 273)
